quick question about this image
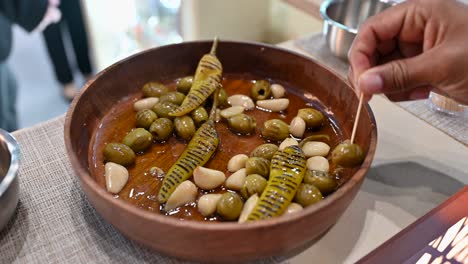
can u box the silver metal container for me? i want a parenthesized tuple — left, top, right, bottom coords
(320, 0, 397, 61)
(0, 129, 20, 231)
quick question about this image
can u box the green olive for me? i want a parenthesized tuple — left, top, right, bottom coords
(245, 157, 270, 178)
(331, 140, 365, 167)
(251, 80, 272, 101)
(227, 114, 256, 135)
(201, 87, 228, 109)
(218, 87, 229, 107)
(152, 101, 178, 119)
(122, 128, 153, 152)
(299, 134, 331, 148)
(176, 76, 193, 94)
(303, 170, 337, 195)
(142, 82, 168, 97)
(261, 119, 289, 142)
(295, 183, 323, 207)
(149, 118, 174, 141)
(159, 91, 186, 106)
(103, 143, 136, 166)
(191, 107, 209, 127)
(135, 109, 157, 129)
(297, 108, 324, 129)
(250, 143, 279, 160)
(240, 174, 267, 199)
(216, 192, 244, 221)
(174, 116, 196, 141)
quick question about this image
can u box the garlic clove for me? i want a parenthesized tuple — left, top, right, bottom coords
(238, 194, 259, 223)
(165, 180, 198, 211)
(105, 162, 129, 194)
(197, 194, 223, 217)
(284, 203, 303, 215)
(193, 166, 226, 190)
(220, 106, 245, 119)
(302, 141, 331, 157)
(225, 168, 247, 191)
(256, 98, 289, 112)
(228, 94, 255, 110)
(271, 84, 286, 98)
(279, 138, 299, 151)
(133, 97, 159, 111)
(306, 156, 330, 173)
(289, 116, 306, 138)
(227, 154, 249, 172)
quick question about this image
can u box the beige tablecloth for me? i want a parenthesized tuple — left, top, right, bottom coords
(0, 116, 284, 264)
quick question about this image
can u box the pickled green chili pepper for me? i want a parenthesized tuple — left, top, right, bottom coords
(158, 89, 221, 204)
(169, 38, 222, 117)
(247, 145, 307, 220)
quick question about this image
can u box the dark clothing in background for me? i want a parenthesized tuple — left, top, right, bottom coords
(0, 0, 48, 61)
(43, 0, 92, 85)
(0, 63, 17, 131)
(0, 0, 48, 131)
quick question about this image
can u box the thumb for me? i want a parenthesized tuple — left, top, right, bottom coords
(357, 53, 434, 96)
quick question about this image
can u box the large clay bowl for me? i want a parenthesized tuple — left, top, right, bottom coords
(64, 41, 377, 263)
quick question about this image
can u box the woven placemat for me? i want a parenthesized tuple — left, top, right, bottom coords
(295, 34, 348, 78)
(397, 101, 467, 146)
(0, 116, 286, 264)
(295, 34, 468, 146)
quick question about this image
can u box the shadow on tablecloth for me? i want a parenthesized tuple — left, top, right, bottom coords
(364, 161, 465, 225)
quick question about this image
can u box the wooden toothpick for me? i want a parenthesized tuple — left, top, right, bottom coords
(350, 93, 364, 144)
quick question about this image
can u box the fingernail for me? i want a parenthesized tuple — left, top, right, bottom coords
(409, 89, 430, 100)
(358, 72, 383, 94)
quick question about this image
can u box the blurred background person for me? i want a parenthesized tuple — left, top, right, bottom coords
(0, 0, 61, 132)
(43, 0, 94, 101)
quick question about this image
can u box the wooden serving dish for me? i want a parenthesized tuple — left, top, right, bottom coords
(64, 41, 377, 262)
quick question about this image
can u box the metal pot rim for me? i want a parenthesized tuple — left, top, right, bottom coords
(320, 0, 359, 34)
(0, 129, 20, 197)
(320, 0, 399, 34)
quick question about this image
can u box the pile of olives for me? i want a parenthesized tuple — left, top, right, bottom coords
(103, 77, 229, 167)
(201, 138, 341, 222)
(212, 143, 332, 221)
(207, 85, 365, 221)
(103, 77, 365, 222)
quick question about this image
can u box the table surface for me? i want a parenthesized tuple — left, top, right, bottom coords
(1, 36, 467, 264)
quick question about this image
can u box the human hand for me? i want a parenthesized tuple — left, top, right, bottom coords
(348, 0, 468, 105)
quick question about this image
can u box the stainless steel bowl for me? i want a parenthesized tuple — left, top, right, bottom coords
(320, 0, 398, 61)
(0, 129, 20, 231)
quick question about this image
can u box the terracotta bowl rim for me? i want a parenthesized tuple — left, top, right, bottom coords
(64, 40, 378, 231)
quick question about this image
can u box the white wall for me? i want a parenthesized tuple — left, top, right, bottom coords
(181, 0, 322, 43)
(267, 0, 322, 43)
(181, 0, 271, 42)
